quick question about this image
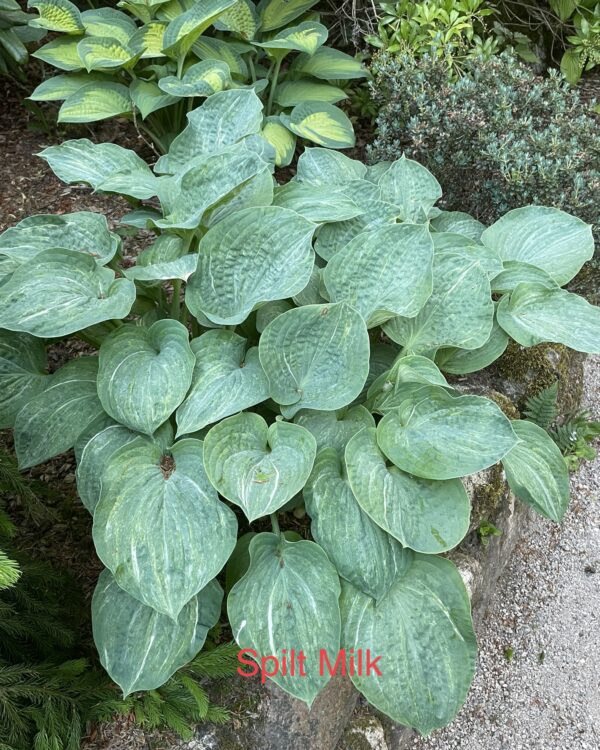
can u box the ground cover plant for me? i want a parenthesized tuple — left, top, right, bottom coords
(0, 89, 599, 733)
(26, 0, 366, 159)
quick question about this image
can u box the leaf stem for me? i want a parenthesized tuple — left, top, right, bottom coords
(270, 512, 281, 536)
(170, 279, 182, 319)
(266, 58, 282, 117)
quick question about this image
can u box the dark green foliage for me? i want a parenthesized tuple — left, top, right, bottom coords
(523, 382, 559, 430)
(368, 52, 600, 238)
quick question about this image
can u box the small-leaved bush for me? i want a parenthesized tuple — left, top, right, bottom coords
(0, 89, 599, 732)
(368, 52, 600, 241)
(26, 0, 367, 159)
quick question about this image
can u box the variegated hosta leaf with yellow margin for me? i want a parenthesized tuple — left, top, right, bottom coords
(154, 88, 264, 174)
(80, 7, 137, 44)
(203, 412, 316, 521)
(227, 533, 341, 703)
(261, 117, 296, 167)
(13, 357, 105, 469)
(0, 211, 120, 267)
(258, 0, 320, 31)
(186, 206, 315, 325)
(304, 448, 405, 602)
(29, 72, 113, 101)
(256, 21, 328, 56)
(502, 419, 570, 522)
(33, 37, 84, 71)
(161, 0, 236, 57)
(259, 302, 370, 418)
(38, 138, 157, 199)
(340, 553, 476, 734)
(294, 405, 374, 454)
(0, 331, 48, 429)
(117, 0, 170, 25)
(383, 249, 494, 354)
(130, 78, 177, 118)
(431, 210, 486, 242)
(97, 320, 194, 436)
(214, 0, 259, 39)
(176, 330, 269, 436)
(366, 354, 450, 413)
(158, 59, 231, 97)
(193, 35, 248, 77)
(378, 155, 442, 223)
(93, 438, 237, 619)
(274, 79, 347, 107)
(28, 0, 83, 33)
(481, 206, 594, 286)
(323, 224, 433, 326)
(290, 46, 367, 79)
(77, 37, 138, 71)
(59, 81, 133, 122)
(377, 386, 518, 480)
(272, 182, 362, 223)
(497, 283, 600, 354)
(92, 570, 223, 695)
(345, 427, 470, 553)
(128, 21, 167, 57)
(0, 249, 135, 338)
(282, 101, 355, 149)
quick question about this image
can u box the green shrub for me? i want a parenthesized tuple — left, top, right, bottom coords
(368, 52, 600, 240)
(26, 0, 367, 158)
(0, 88, 599, 732)
(0, 0, 45, 78)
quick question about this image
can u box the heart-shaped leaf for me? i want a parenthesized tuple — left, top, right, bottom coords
(176, 330, 269, 436)
(0, 330, 48, 429)
(59, 82, 133, 123)
(436, 315, 509, 375)
(161, 0, 236, 57)
(228, 533, 340, 704)
(158, 59, 231, 97)
(295, 147, 366, 185)
(203, 412, 316, 521)
(282, 102, 355, 149)
(28, 0, 83, 33)
(430, 210, 485, 241)
(94, 438, 237, 618)
(377, 156, 442, 222)
(259, 302, 370, 418)
(256, 21, 328, 55)
(97, 320, 194, 436)
(294, 405, 374, 454)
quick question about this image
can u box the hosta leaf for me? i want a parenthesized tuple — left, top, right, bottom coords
(203, 413, 316, 521)
(94, 438, 237, 618)
(155, 89, 264, 173)
(323, 224, 433, 325)
(292, 263, 326, 306)
(176, 330, 269, 435)
(502, 420, 570, 522)
(291, 46, 366, 79)
(481, 206, 594, 286)
(357, 342, 399, 403)
(274, 79, 347, 107)
(294, 405, 374, 454)
(377, 387, 518, 480)
(202, 165, 274, 227)
(378, 156, 442, 222)
(0, 211, 120, 266)
(304, 449, 404, 601)
(259, 302, 370, 418)
(227, 533, 340, 703)
(0, 249, 135, 338)
(256, 21, 328, 55)
(59, 81, 132, 122)
(186, 206, 315, 325)
(261, 117, 296, 167)
(38, 138, 156, 198)
(258, 0, 319, 31)
(295, 147, 366, 185)
(97, 320, 194, 436)
(77, 37, 137, 72)
(162, 0, 236, 57)
(435, 316, 509, 375)
(491, 261, 558, 295)
(340, 553, 476, 734)
(33, 37, 84, 71)
(28, 0, 83, 33)
(130, 78, 177, 118)
(129, 21, 167, 57)
(496, 283, 600, 354)
(93, 570, 222, 695)
(80, 7, 136, 44)
(272, 183, 361, 223)
(256, 299, 293, 332)
(158, 59, 231, 97)
(14, 357, 104, 469)
(214, 0, 259, 39)
(430, 210, 485, 241)
(0, 331, 48, 429)
(29, 72, 109, 101)
(432, 232, 502, 279)
(124, 254, 197, 282)
(282, 102, 355, 149)
(193, 36, 247, 77)
(367, 354, 449, 413)
(345, 428, 470, 553)
(383, 250, 494, 354)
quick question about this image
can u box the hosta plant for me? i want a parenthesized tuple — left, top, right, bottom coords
(1, 92, 599, 733)
(26, 0, 366, 159)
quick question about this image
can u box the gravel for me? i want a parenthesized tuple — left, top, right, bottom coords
(410, 354, 600, 750)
